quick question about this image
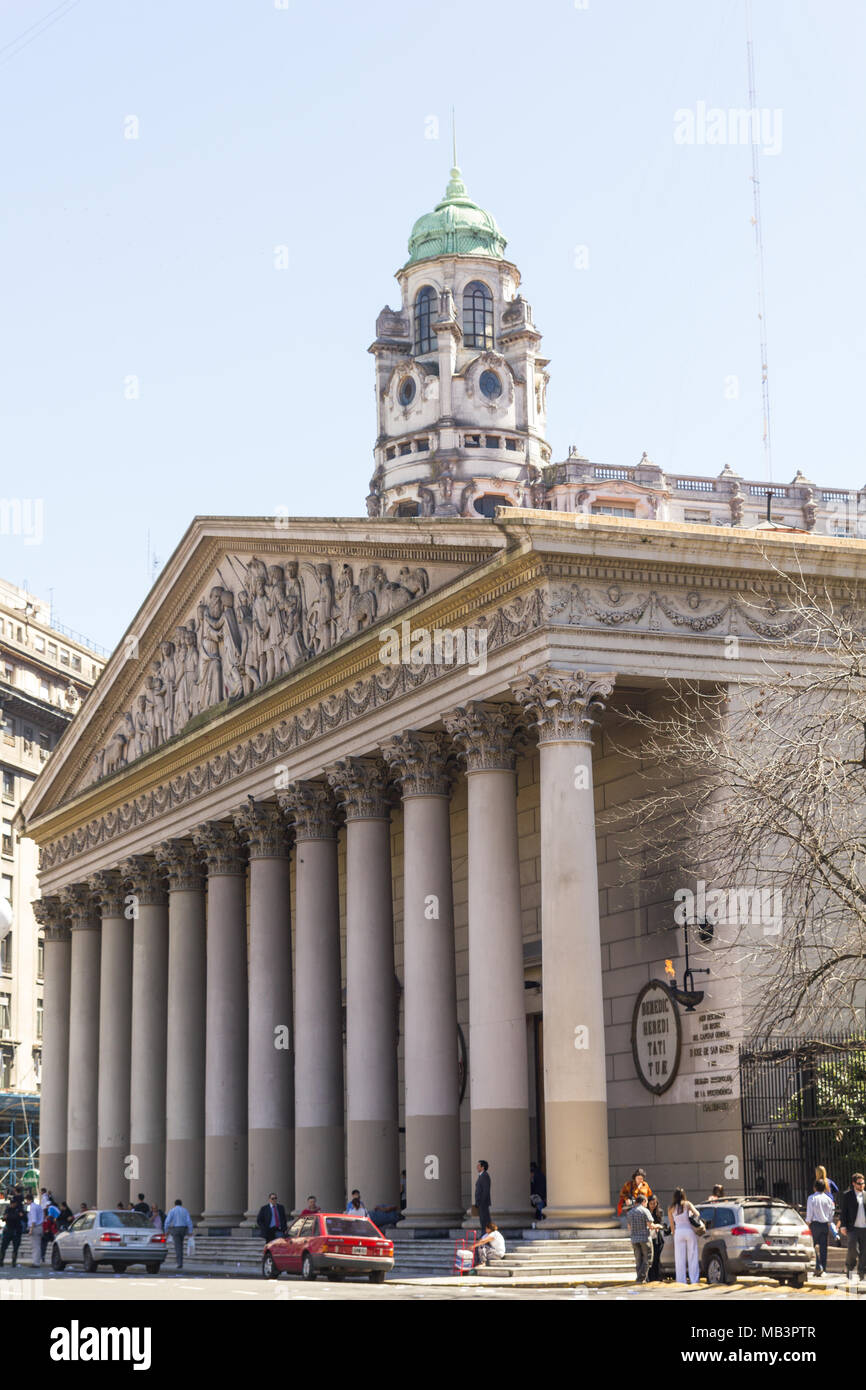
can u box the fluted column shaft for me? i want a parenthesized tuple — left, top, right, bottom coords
(235, 801, 294, 1223)
(157, 840, 206, 1221)
(34, 900, 70, 1201)
(515, 669, 616, 1224)
(382, 733, 461, 1228)
(91, 871, 133, 1210)
(326, 758, 399, 1210)
(120, 856, 169, 1211)
(194, 822, 248, 1229)
(280, 783, 344, 1213)
(62, 886, 101, 1207)
(444, 703, 530, 1226)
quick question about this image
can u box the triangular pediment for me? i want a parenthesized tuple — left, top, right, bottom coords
(23, 515, 504, 821)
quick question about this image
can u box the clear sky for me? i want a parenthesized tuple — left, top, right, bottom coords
(1, 0, 863, 651)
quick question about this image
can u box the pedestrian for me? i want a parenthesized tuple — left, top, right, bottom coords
(78, 1202, 88, 1213)
(0, 1191, 25, 1267)
(626, 1191, 661, 1283)
(473, 1223, 506, 1269)
(706, 1184, 725, 1202)
(530, 1162, 547, 1221)
(39, 1187, 50, 1211)
(839, 1172, 866, 1282)
(617, 1168, 653, 1220)
(668, 1187, 703, 1286)
(257, 1192, 288, 1242)
(163, 1198, 194, 1270)
(148, 1204, 163, 1232)
(647, 1194, 665, 1281)
(57, 1203, 74, 1232)
(300, 1195, 320, 1216)
(474, 1160, 491, 1234)
(41, 1201, 60, 1260)
(815, 1165, 839, 1200)
(400, 1170, 406, 1210)
(27, 1193, 44, 1267)
(132, 1193, 150, 1217)
(345, 1190, 369, 1217)
(805, 1177, 835, 1277)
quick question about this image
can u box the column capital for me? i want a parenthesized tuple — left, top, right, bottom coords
(512, 668, 615, 744)
(442, 700, 524, 772)
(233, 798, 290, 858)
(32, 896, 69, 940)
(325, 756, 391, 820)
(154, 838, 204, 891)
(86, 869, 127, 917)
(118, 854, 168, 906)
(277, 781, 337, 842)
(381, 730, 453, 797)
(192, 820, 247, 876)
(57, 882, 99, 930)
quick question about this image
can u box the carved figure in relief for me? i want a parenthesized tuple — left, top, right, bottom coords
(197, 586, 242, 705)
(158, 640, 178, 736)
(234, 591, 260, 695)
(265, 565, 288, 682)
(308, 563, 337, 653)
(284, 562, 307, 658)
(396, 567, 429, 601)
(336, 564, 355, 635)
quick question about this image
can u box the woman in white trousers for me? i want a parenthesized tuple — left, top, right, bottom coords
(668, 1187, 702, 1284)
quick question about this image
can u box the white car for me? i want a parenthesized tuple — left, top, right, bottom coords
(51, 1209, 167, 1273)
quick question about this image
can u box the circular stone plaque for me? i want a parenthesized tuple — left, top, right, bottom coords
(631, 980, 681, 1095)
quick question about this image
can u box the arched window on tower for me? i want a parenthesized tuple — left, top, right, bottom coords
(463, 281, 493, 348)
(414, 286, 437, 354)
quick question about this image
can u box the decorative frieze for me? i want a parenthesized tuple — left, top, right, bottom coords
(381, 730, 453, 797)
(154, 838, 204, 892)
(192, 821, 246, 876)
(277, 781, 337, 842)
(512, 669, 615, 745)
(442, 701, 524, 773)
(233, 798, 290, 858)
(325, 757, 392, 821)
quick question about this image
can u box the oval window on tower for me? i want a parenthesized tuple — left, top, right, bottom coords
(398, 377, 416, 406)
(479, 369, 502, 400)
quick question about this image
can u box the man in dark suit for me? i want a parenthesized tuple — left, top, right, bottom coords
(839, 1173, 866, 1279)
(257, 1192, 288, 1244)
(475, 1160, 491, 1234)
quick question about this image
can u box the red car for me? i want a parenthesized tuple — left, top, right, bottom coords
(262, 1213, 394, 1283)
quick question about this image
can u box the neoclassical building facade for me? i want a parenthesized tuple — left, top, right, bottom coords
(20, 165, 864, 1231)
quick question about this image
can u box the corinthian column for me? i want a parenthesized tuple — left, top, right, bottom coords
(33, 898, 70, 1202)
(278, 782, 343, 1213)
(382, 732, 461, 1229)
(234, 799, 293, 1225)
(443, 702, 530, 1227)
(119, 855, 168, 1211)
(514, 668, 615, 1225)
(325, 757, 400, 1210)
(89, 870, 132, 1210)
(155, 838, 206, 1221)
(59, 885, 100, 1206)
(192, 821, 248, 1229)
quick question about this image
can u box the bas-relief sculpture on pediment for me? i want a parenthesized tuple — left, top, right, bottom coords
(84, 552, 432, 789)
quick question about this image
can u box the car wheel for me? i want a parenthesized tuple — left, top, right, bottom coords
(704, 1250, 730, 1286)
(262, 1252, 279, 1280)
(326, 1272, 343, 1282)
(301, 1253, 316, 1282)
(114, 1264, 129, 1274)
(790, 1273, 806, 1289)
(51, 1245, 65, 1271)
(145, 1263, 161, 1275)
(82, 1246, 98, 1273)
(368, 1270, 386, 1285)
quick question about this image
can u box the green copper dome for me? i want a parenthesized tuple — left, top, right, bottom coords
(406, 166, 506, 265)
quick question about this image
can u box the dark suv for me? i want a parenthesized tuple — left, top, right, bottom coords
(659, 1196, 812, 1286)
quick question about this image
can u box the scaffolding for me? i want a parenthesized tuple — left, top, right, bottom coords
(0, 1093, 39, 1192)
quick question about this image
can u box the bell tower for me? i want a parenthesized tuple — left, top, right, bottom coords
(367, 163, 550, 518)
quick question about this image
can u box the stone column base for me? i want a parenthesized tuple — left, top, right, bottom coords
(542, 1205, 617, 1229)
(461, 1209, 533, 1231)
(396, 1212, 464, 1236)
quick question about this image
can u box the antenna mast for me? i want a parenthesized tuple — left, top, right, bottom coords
(746, 0, 773, 481)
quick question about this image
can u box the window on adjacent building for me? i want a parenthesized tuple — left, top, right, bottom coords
(0, 933, 11, 974)
(32, 635, 45, 653)
(0, 1046, 12, 1086)
(0, 994, 10, 1036)
(2, 875, 11, 906)
(1, 718, 13, 746)
(48, 642, 57, 660)
(505, 438, 519, 451)
(485, 436, 501, 449)
(474, 494, 512, 518)
(36, 997, 43, 1041)
(36, 935, 43, 979)
(32, 1048, 41, 1087)
(394, 501, 420, 518)
(1, 819, 12, 856)
(38, 732, 51, 763)
(15, 626, 23, 642)
(60, 648, 70, 666)
(414, 285, 437, 354)
(591, 504, 636, 517)
(2, 771, 13, 800)
(2, 664, 12, 683)
(462, 281, 493, 348)
(464, 434, 481, 448)
(39, 681, 49, 700)
(71, 653, 81, 671)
